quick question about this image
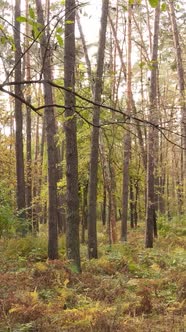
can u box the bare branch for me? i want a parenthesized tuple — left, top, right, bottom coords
(0, 78, 185, 149)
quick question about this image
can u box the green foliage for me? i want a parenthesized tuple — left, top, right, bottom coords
(0, 182, 17, 237)
(0, 221, 185, 331)
(16, 14, 43, 39)
(148, 0, 159, 8)
(0, 204, 16, 237)
(16, 16, 27, 23)
(157, 216, 172, 235)
(65, 20, 74, 24)
(4, 235, 48, 262)
(55, 26, 64, 47)
(29, 7, 35, 20)
(161, 3, 167, 11)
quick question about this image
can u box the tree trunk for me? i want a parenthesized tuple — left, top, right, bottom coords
(32, 115, 40, 233)
(168, 0, 186, 213)
(145, 3, 160, 248)
(14, 0, 26, 230)
(36, 0, 58, 259)
(102, 185, 107, 226)
(109, 12, 146, 169)
(25, 0, 32, 231)
(121, 1, 132, 242)
(77, 8, 117, 242)
(99, 135, 117, 243)
(64, 0, 81, 272)
(130, 178, 134, 229)
(80, 181, 88, 244)
(76, 12, 94, 93)
(87, 0, 109, 259)
(56, 139, 66, 234)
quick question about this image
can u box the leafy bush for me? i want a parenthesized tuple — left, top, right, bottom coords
(0, 181, 18, 237)
(0, 181, 33, 237)
(4, 235, 48, 262)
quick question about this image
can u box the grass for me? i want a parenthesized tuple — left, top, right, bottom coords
(0, 219, 185, 331)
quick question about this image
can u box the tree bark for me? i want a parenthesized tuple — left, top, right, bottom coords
(25, 0, 32, 231)
(64, 0, 81, 271)
(32, 115, 40, 233)
(121, 1, 132, 242)
(36, 0, 58, 259)
(99, 135, 117, 243)
(109, 13, 147, 170)
(14, 0, 26, 230)
(87, 0, 109, 259)
(145, 3, 160, 248)
(56, 139, 66, 234)
(168, 0, 186, 213)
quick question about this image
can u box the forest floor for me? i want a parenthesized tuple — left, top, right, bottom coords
(0, 219, 185, 332)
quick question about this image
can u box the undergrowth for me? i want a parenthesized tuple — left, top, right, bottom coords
(0, 219, 185, 331)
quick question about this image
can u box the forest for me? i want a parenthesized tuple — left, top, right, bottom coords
(0, 0, 185, 331)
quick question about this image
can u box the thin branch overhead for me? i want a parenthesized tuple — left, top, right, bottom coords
(0, 78, 185, 150)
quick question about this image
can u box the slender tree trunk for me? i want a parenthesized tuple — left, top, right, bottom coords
(87, 0, 109, 259)
(102, 185, 107, 226)
(80, 181, 88, 243)
(76, 12, 94, 93)
(166, 173, 171, 220)
(56, 140, 66, 234)
(37, 88, 46, 225)
(99, 136, 117, 243)
(14, 0, 26, 228)
(26, 102, 32, 230)
(32, 115, 40, 233)
(168, 0, 186, 214)
(145, 0, 152, 54)
(130, 178, 135, 229)
(64, 0, 81, 271)
(77, 9, 117, 241)
(134, 179, 138, 227)
(145, 3, 160, 248)
(121, 1, 132, 242)
(109, 13, 146, 170)
(25, 0, 32, 231)
(36, 0, 58, 259)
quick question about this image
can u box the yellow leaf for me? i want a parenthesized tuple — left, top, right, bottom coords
(9, 305, 23, 314)
(64, 278, 69, 287)
(150, 263, 161, 272)
(30, 288, 38, 302)
(34, 262, 48, 272)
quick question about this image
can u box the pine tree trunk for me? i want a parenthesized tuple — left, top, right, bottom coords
(25, 0, 32, 231)
(130, 178, 134, 229)
(168, 0, 186, 213)
(64, 0, 81, 271)
(100, 136, 117, 243)
(102, 185, 107, 226)
(121, 1, 132, 242)
(32, 115, 40, 233)
(87, 0, 109, 259)
(14, 0, 26, 230)
(56, 140, 66, 234)
(145, 4, 160, 248)
(36, 0, 58, 259)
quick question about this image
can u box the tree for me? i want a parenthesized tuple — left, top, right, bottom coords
(168, 0, 186, 213)
(64, 0, 81, 271)
(145, 2, 160, 248)
(87, 0, 109, 259)
(14, 0, 26, 230)
(36, 0, 58, 259)
(25, 0, 32, 232)
(121, 0, 132, 242)
(0, 0, 185, 267)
